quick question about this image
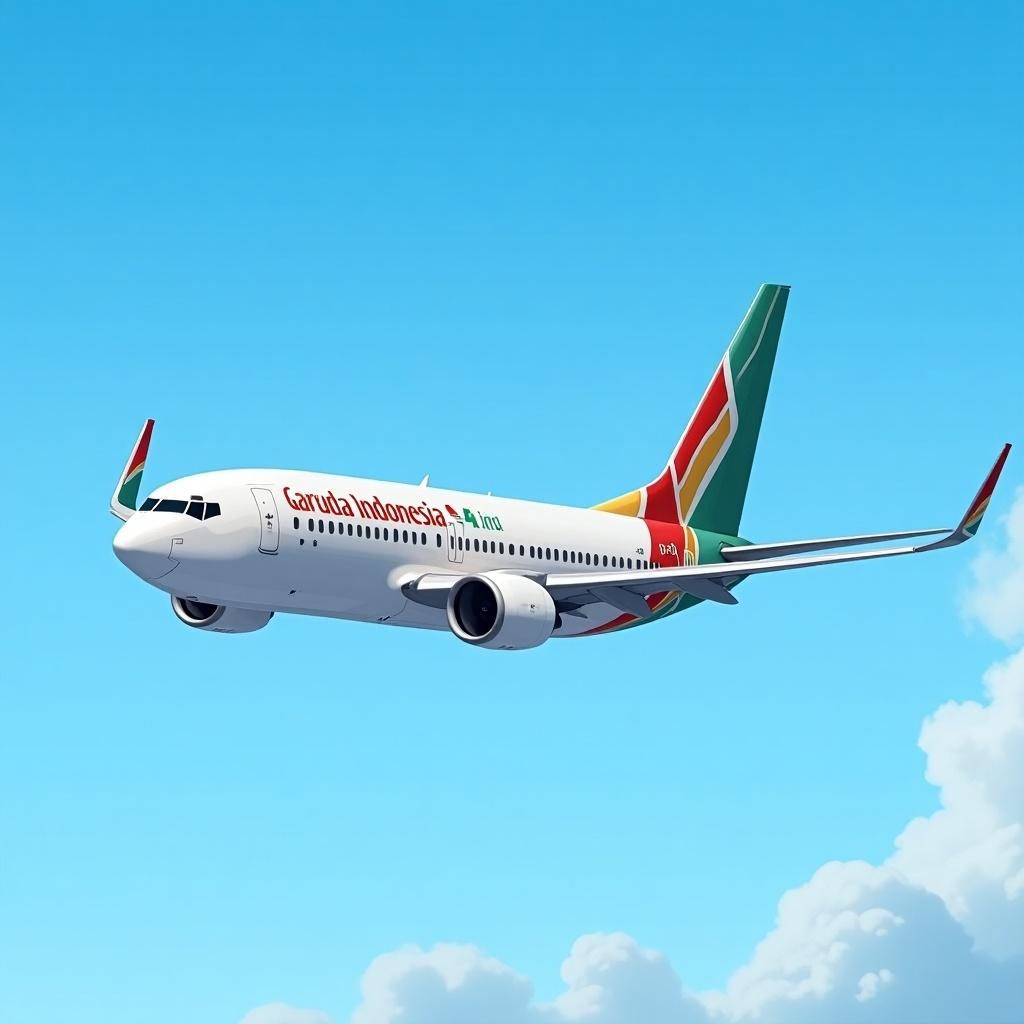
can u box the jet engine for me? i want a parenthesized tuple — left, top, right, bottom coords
(446, 573, 556, 650)
(171, 595, 274, 634)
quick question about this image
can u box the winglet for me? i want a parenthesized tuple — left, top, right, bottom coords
(918, 444, 1011, 551)
(959, 443, 1012, 537)
(110, 419, 155, 521)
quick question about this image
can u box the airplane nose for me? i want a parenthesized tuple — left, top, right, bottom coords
(113, 517, 182, 580)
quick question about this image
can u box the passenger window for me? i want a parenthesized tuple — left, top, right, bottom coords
(530, 545, 535, 558)
(411, 531, 417, 545)
(348, 523, 353, 536)
(293, 517, 300, 530)
(436, 533, 442, 548)
(357, 524, 363, 537)
(519, 545, 525, 556)
(403, 530, 409, 543)
(421, 532, 427, 545)
(627, 558, 633, 569)
(490, 540, 495, 554)
(308, 519, 314, 532)
(554, 549, 560, 562)
(328, 521, 335, 534)
(602, 555, 608, 567)
(319, 520, 325, 533)
(375, 527, 381, 540)
(545, 547, 551, 559)
(473, 538, 480, 552)
(384, 528, 390, 541)
(458, 536, 463, 550)
(499, 542, 505, 554)
(140, 498, 158, 511)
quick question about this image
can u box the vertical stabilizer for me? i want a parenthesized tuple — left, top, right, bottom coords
(594, 284, 789, 535)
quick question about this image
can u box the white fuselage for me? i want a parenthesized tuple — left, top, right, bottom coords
(113, 469, 664, 638)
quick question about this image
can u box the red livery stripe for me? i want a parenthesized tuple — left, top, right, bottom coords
(671, 364, 728, 480)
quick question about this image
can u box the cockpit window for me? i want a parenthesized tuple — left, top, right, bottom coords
(141, 496, 221, 519)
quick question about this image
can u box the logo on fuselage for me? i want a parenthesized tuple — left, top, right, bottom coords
(445, 504, 503, 532)
(284, 488, 506, 532)
(284, 487, 447, 528)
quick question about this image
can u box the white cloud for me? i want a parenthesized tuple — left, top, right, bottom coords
(547, 932, 707, 1023)
(240, 1004, 333, 1024)
(352, 943, 533, 1024)
(345, 898, 1021, 1024)
(704, 863, 1021, 1023)
(248, 490, 1024, 1023)
(962, 485, 1024, 642)
(349, 932, 709, 1024)
(888, 647, 1024, 959)
(855, 968, 893, 1002)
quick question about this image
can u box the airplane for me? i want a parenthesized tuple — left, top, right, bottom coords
(111, 284, 1010, 650)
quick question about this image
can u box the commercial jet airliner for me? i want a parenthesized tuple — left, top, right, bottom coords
(111, 285, 1010, 650)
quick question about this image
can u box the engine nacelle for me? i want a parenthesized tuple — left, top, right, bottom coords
(171, 596, 273, 634)
(446, 573, 556, 650)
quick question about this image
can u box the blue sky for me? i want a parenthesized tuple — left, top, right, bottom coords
(1, 3, 1021, 1022)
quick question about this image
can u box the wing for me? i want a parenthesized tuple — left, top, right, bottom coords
(403, 446, 1011, 616)
(544, 444, 1011, 607)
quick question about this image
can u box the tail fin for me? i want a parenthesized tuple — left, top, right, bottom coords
(595, 284, 789, 534)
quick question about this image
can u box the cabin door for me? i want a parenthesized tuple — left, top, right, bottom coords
(446, 518, 465, 563)
(251, 487, 280, 554)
